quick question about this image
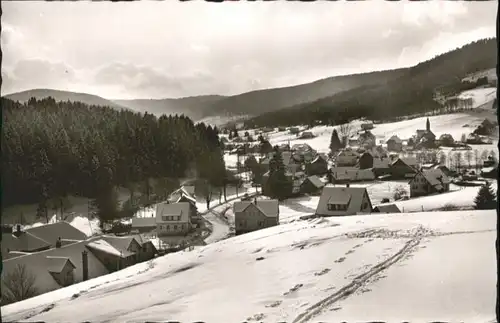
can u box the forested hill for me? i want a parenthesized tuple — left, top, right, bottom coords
(4, 88, 130, 111)
(1, 97, 226, 223)
(245, 38, 497, 128)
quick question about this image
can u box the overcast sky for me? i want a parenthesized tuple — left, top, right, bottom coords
(1, 1, 496, 100)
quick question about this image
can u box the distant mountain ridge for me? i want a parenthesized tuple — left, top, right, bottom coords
(4, 89, 131, 111)
(4, 38, 495, 123)
(113, 95, 227, 121)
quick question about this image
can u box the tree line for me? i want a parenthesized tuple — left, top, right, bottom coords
(2, 97, 226, 226)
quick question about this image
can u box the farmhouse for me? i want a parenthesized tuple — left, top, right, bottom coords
(390, 157, 418, 179)
(300, 175, 325, 195)
(315, 186, 372, 217)
(306, 154, 328, 176)
(409, 169, 451, 198)
(233, 199, 279, 235)
(386, 135, 403, 152)
(156, 202, 192, 236)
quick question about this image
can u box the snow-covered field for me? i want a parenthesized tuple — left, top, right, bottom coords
(2, 209, 496, 323)
(458, 87, 496, 109)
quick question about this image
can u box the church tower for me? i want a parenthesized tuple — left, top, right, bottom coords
(426, 118, 430, 132)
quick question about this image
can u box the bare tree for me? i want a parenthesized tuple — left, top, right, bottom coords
(473, 150, 480, 171)
(465, 150, 473, 169)
(1, 264, 39, 305)
(438, 151, 447, 165)
(453, 152, 463, 171)
(393, 185, 408, 201)
(447, 151, 454, 168)
(338, 123, 352, 147)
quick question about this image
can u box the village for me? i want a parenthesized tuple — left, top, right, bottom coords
(2, 112, 497, 304)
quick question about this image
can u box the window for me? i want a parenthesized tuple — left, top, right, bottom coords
(258, 221, 263, 227)
(162, 216, 167, 222)
(166, 225, 170, 231)
(174, 225, 178, 230)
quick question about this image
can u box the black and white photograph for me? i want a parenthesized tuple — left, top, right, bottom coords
(1, 1, 498, 322)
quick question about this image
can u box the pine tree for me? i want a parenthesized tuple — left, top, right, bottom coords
(329, 129, 342, 153)
(265, 148, 292, 200)
(474, 181, 497, 210)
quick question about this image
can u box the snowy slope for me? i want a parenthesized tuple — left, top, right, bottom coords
(258, 114, 495, 154)
(2, 209, 496, 323)
(458, 87, 496, 109)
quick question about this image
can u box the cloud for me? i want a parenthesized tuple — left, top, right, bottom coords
(1, 1, 496, 99)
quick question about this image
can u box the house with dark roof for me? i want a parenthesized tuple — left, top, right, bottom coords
(131, 217, 157, 233)
(390, 157, 418, 179)
(336, 149, 359, 166)
(155, 202, 192, 236)
(233, 199, 279, 235)
(2, 222, 88, 257)
(306, 154, 328, 176)
(1, 234, 157, 305)
(373, 204, 401, 213)
(300, 175, 325, 195)
(358, 152, 374, 169)
(409, 169, 451, 198)
(330, 167, 375, 183)
(315, 186, 372, 217)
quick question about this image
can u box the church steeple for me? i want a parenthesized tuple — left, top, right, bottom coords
(426, 118, 430, 132)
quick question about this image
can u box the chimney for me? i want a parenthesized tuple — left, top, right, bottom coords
(55, 237, 62, 248)
(346, 183, 350, 188)
(82, 250, 89, 281)
(13, 224, 23, 237)
(254, 197, 258, 204)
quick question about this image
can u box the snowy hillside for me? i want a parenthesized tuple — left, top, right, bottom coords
(458, 87, 496, 109)
(2, 209, 496, 322)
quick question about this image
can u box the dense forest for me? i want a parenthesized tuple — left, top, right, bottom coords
(245, 38, 497, 128)
(1, 97, 226, 224)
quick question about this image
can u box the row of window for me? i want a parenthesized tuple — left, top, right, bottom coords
(238, 220, 274, 228)
(327, 203, 348, 211)
(162, 215, 182, 221)
(159, 224, 187, 231)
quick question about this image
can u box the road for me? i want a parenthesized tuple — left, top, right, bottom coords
(200, 192, 259, 244)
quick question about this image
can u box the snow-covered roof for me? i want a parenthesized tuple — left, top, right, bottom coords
(86, 240, 125, 257)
